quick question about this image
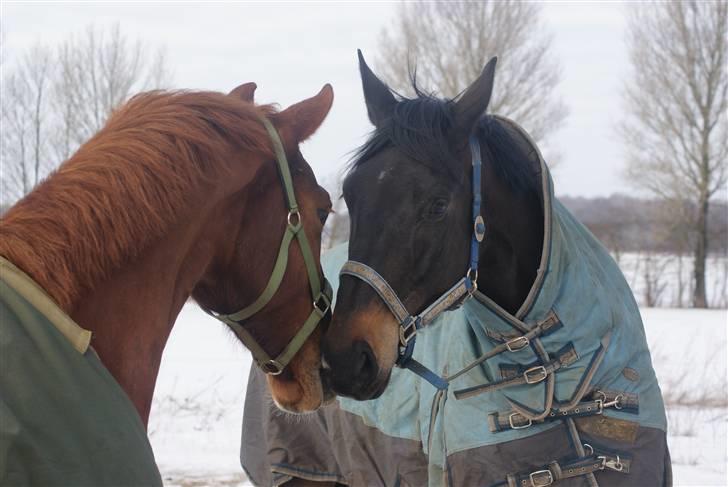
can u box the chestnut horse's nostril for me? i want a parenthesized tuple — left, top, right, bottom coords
(324, 339, 381, 399)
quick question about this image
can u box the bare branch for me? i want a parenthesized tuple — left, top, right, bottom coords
(376, 0, 568, 149)
(620, 0, 728, 307)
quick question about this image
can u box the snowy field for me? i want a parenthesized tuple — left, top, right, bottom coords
(149, 305, 728, 487)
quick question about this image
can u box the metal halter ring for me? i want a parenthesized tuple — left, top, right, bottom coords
(287, 209, 302, 230)
(399, 317, 418, 346)
(313, 292, 331, 316)
(260, 359, 284, 375)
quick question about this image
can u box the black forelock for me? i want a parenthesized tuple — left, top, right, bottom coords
(350, 83, 462, 181)
(349, 81, 539, 193)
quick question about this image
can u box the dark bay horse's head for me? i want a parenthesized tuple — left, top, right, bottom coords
(321, 52, 501, 399)
(193, 84, 334, 412)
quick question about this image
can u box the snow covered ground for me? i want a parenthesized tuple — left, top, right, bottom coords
(149, 305, 727, 486)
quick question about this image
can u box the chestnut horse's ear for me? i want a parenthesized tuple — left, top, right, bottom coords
(452, 57, 497, 139)
(277, 84, 334, 142)
(358, 49, 396, 127)
(229, 82, 257, 102)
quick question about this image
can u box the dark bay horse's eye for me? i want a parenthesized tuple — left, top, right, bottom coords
(317, 208, 330, 225)
(428, 198, 449, 219)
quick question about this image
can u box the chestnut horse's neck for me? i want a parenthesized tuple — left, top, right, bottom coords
(0, 91, 274, 425)
(70, 205, 230, 424)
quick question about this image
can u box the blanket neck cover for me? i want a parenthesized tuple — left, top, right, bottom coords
(322, 118, 667, 484)
(0, 257, 161, 485)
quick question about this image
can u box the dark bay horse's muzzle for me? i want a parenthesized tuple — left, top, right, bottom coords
(323, 339, 386, 400)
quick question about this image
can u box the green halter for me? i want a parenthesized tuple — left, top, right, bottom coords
(205, 116, 332, 375)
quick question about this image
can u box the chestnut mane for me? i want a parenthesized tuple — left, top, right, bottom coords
(0, 90, 275, 312)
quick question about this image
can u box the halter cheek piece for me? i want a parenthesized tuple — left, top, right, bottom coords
(204, 116, 332, 376)
(340, 136, 485, 390)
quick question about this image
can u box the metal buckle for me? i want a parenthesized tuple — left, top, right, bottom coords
(508, 412, 532, 430)
(523, 365, 548, 384)
(506, 336, 530, 352)
(260, 359, 284, 375)
(287, 209, 302, 230)
(529, 469, 554, 486)
(466, 268, 478, 293)
(598, 454, 624, 472)
(399, 317, 417, 346)
(602, 394, 624, 410)
(583, 443, 594, 456)
(313, 292, 331, 316)
(474, 215, 486, 242)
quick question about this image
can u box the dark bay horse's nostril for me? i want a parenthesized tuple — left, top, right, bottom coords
(352, 341, 377, 385)
(324, 339, 381, 399)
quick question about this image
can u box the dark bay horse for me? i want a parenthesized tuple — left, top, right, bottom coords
(0, 83, 334, 485)
(241, 53, 670, 487)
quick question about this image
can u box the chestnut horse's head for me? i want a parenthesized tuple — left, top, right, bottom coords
(193, 84, 334, 412)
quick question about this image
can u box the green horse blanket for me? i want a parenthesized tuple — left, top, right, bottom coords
(0, 257, 161, 486)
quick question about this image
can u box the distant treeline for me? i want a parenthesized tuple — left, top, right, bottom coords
(561, 195, 728, 256)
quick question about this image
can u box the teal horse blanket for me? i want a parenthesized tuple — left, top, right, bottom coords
(0, 257, 162, 486)
(240, 117, 669, 486)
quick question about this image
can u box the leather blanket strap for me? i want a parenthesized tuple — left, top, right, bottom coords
(489, 390, 640, 432)
(502, 450, 632, 487)
(204, 116, 332, 375)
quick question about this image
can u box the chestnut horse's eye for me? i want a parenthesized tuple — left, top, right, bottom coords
(428, 198, 449, 219)
(317, 208, 330, 225)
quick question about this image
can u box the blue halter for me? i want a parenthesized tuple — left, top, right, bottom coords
(339, 135, 485, 390)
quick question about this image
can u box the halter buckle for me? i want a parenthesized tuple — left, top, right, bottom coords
(260, 359, 284, 375)
(474, 215, 486, 242)
(287, 209, 302, 230)
(399, 317, 418, 346)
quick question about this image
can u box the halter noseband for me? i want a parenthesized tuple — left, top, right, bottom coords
(340, 135, 485, 390)
(205, 116, 332, 376)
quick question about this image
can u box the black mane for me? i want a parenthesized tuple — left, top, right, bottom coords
(350, 87, 539, 193)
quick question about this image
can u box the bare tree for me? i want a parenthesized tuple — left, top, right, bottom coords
(1, 45, 54, 202)
(1, 24, 172, 203)
(620, 1, 728, 308)
(376, 0, 567, 145)
(53, 23, 171, 156)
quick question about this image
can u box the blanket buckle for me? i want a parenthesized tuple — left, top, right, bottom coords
(506, 336, 530, 352)
(529, 469, 554, 486)
(524, 365, 548, 384)
(508, 412, 532, 429)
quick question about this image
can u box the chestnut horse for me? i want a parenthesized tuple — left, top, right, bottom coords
(0, 83, 333, 484)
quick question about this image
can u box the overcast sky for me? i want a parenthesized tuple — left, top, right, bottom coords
(3, 2, 635, 198)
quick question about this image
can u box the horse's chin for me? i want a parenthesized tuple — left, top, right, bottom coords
(267, 371, 328, 413)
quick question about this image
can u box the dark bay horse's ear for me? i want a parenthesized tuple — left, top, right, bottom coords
(229, 82, 257, 102)
(358, 49, 396, 127)
(277, 84, 334, 142)
(452, 57, 497, 139)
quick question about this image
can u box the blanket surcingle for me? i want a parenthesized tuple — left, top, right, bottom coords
(240, 117, 670, 487)
(0, 257, 162, 486)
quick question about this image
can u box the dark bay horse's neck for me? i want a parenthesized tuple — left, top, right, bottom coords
(477, 152, 544, 317)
